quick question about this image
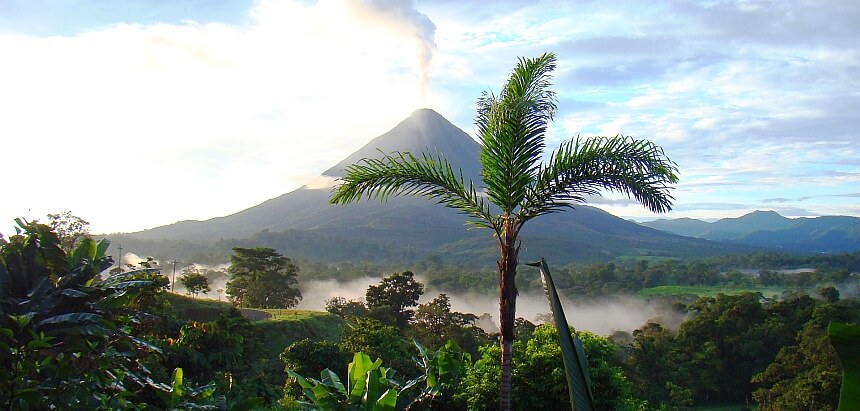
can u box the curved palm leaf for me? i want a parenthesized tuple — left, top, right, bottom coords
(477, 53, 557, 214)
(519, 136, 678, 221)
(330, 151, 497, 231)
(528, 258, 595, 411)
(829, 321, 860, 411)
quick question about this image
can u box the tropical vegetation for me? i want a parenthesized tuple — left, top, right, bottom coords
(2, 217, 858, 409)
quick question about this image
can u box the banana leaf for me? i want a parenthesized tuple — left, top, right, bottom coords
(828, 321, 860, 411)
(528, 258, 595, 411)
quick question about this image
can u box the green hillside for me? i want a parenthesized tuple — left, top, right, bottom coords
(166, 293, 345, 341)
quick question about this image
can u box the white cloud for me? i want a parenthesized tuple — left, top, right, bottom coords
(0, 0, 436, 234)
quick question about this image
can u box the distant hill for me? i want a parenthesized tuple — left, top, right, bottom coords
(641, 211, 860, 253)
(106, 109, 753, 266)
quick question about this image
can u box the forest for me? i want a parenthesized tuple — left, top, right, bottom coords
(2, 218, 859, 410)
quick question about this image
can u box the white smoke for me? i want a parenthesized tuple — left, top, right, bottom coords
(304, 175, 339, 190)
(346, 0, 437, 99)
(116, 252, 159, 270)
(297, 276, 384, 310)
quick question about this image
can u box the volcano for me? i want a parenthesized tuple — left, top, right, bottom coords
(119, 109, 749, 265)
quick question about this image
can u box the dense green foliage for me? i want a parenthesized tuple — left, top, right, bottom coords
(325, 273, 490, 359)
(226, 247, 302, 309)
(287, 340, 469, 411)
(454, 324, 642, 410)
(618, 292, 860, 410)
(340, 317, 418, 376)
(750, 299, 860, 410)
(412, 293, 484, 356)
(0, 220, 213, 409)
(5, 218, 860, 409)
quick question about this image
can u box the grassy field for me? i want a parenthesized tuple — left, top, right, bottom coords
(638, 285, 784, 298)
(256, 310, 345, 360)
(165, 293, 234, 322)
(164, 293, 345, 365)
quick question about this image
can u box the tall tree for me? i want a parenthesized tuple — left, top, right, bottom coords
(46, 210, 90, 252)
(330, 52, 677, 410)
(365, 270, 424, 328)
(179, 265, 211, 298)
(226, 247, 302, 309)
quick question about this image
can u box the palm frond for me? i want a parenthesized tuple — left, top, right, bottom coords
(519, 135, 678, 221)
(528, 258, 596, 411)
(828, 321, 860, 411)
(330, 151, 496, 230)
(476, 52, 558, 213)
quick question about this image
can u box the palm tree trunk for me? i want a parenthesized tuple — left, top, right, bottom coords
(498, 218, 519, 411)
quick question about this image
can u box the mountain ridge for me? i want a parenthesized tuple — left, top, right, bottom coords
(641, 211, 860, 253)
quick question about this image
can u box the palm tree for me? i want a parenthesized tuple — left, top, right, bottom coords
(330, 52, 678, 410)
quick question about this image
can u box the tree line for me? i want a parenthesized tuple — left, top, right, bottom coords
(288, 270, 860, 410)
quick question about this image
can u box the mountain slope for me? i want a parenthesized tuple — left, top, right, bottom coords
(117, 109, 753, 265)
(735, 216, 860, 253)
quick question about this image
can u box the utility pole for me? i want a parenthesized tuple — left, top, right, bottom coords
(117, 244, 123, 271)
(171, 260, 178, 293)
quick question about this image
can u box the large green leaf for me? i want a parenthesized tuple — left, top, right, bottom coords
(373, 388, 397, 411)
(170, 367, 185, 406)
(38, 312, 102, 326)
(320, 368, 346, 395)
(348, 352, 383, 400)
(829, 321, 860, 411)
(364, 368, 384, 410)
(528, 258, 595, 411)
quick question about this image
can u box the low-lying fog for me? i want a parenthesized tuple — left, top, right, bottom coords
(294, 276, 686, 336)
(131, 256, 856, 336)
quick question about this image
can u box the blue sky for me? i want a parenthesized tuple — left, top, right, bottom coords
(1, 0, 858, 234)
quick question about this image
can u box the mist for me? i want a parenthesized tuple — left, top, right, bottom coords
(297, 276, 387, 310)
(166, 262, 231, 300)
(294, 275, 685, 336)
(448, 291, 686, 336)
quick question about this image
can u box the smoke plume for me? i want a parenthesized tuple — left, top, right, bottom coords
(347, 0, 437, 99)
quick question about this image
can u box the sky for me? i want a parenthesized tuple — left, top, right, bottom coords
(1, 0, 859, 235)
